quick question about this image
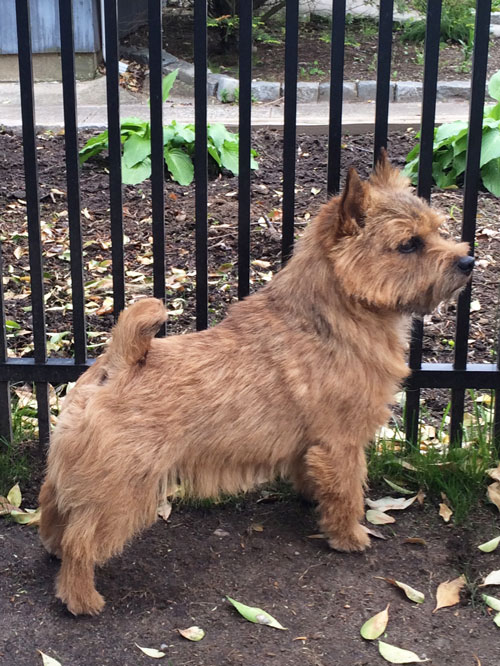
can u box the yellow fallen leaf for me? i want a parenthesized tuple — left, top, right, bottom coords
(375, 577, 425, 603)
(366, 509, 395, 525)
(360, 604, 390, 640)
(378, 640, 429, 663)
(404, 538, 427, 546)
(135, 644, 166, 658)
(366, 496, 417, 511)
(482, 570, 500, 586)
(362, 525, 388, 540)
(433, 575, 466, 612)
(487, 482, 500, 511)
(439, 503, 453, 522)
(177, 626, 205, 641)
(157, 499, 172, 522)
(487, 464, 500, 482)
(7, 484, 22, 508)
(37, 651, 62, 666)
(478, 536, 500, 553)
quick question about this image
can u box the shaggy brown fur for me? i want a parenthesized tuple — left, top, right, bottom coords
(39, 154, 473, 615)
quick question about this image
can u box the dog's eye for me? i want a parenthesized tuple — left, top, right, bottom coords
(398, 237, 422, 254)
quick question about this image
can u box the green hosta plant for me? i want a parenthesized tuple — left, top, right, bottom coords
(404, 70, 500, 197)
(79, 69, 258, 186)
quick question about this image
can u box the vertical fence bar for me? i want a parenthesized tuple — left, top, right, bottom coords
(149, 0, 166, 335)
(281, 0, 299, 264)
(103, 0, 125, 318)
(15, 0, 50, 446)
(405, 0, 442, 447)
(194, 0, 208, 330)
(450, 0, 491, 446)
(238, 1, 252, 300)
(59, 0, 87, 365)
(327, 0, 346, 196)
(373, 0, 394, 165)
(0, 241, 12, 443)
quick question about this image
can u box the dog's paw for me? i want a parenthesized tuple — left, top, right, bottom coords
(57, 588, 106, 616)
(327, 525, 371, 552)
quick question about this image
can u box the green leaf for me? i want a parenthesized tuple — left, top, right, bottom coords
(481, 159, 500, 196)
(406, 143, 420, 161)
(360, 604, 390, 640)
(226, 596, 287, 630)
(383, 478, 414, 495)
(175, 125, 195, 144)
(478, 536, 500, 553)
(434, 120, 468, 145)
(378, 641, 429, 663)
(121, 157, 152, 185)
(485, 102, 500, 121)
(162, 68, 179, 103)
(219, 140, 240, 175)
(7, 483, 22, 508)
(432, 164, 457, 189)
(480, 128, 500, 167)
(489, 70, 500, 102)
(495, 612, 500, 627)
(164, 147, 194, 185)
(120, 117, 149, 137)
(122, 133, 151, 168)
(483, 594, 500, 611)
(79, 131, 108, 163)
(208, 144, 222, 166)
(5, 320, 21, 330)
(208, 123, 233, 150)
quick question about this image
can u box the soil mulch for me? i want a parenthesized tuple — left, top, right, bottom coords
(122, 12, 500, 85)
(1, 486, 500, 665)
(1, 129, 500, 664)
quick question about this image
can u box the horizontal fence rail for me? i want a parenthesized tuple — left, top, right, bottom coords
(0, 0, 499, 451)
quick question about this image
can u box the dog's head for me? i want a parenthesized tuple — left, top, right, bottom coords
(327, 151, 473, 314)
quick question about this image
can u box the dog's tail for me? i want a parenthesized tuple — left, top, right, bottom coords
(106, 298, 167, 367)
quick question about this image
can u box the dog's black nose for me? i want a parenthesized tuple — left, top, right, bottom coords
(457, 255, 475, 275)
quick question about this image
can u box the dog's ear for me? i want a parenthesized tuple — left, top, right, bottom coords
(370, 148, 409, 189)
(339, 167, 366, 235)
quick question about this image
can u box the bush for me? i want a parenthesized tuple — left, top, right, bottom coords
(401, 0, 475, 45)
(79, 70, 258, 186)
(403, 70, 500, 196)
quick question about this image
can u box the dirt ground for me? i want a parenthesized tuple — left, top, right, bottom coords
(1, 129, 500, 664)
(1, 486, 500, 665)
(122, 12, 500, 86)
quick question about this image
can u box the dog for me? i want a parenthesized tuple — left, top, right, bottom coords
(38, 153, 473, 615)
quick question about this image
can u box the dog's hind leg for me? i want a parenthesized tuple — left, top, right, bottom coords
(56, 517, 105, 616)
(305, 443, 370, 552)
(39, 480, 67, 559)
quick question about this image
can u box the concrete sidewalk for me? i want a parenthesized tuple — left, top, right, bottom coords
(0, 76, 472, 132)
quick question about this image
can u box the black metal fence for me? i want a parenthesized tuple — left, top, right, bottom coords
(0, 0, 499, 449)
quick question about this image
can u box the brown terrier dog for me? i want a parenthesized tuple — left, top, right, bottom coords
(39, 154, 473, 615)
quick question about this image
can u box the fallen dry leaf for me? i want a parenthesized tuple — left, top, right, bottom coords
(375, 577, 425, 603)
(433, 575, 466, 612)
(487, 482, 500, 511)
(362, 525, 388, 540)
(378, 640, 429, 663)
(366, 509, 396, 525)
(404, 538, 427, 546)
(177, 626, 205, 641)
(478, 536, 500, 553)
(157, 499, 172, 522)
(487, 464, 500, 482)
(439, 503, 453, 522)
(366, 496, 417, 512)
(481, 570, 500, 586)
(416, 489, 426, 505)
(360, 604, 390, 640)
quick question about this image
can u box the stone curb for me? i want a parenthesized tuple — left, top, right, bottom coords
(120, 46, 487, 105)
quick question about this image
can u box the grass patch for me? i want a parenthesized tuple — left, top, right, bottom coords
(0, 439, 31, 497)
(369, 391, 496, 523)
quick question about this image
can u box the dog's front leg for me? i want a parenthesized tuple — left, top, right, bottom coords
(305, 442, 370, 552)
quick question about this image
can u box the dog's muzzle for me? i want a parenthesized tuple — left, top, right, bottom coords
(456, 255, 474, 276)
